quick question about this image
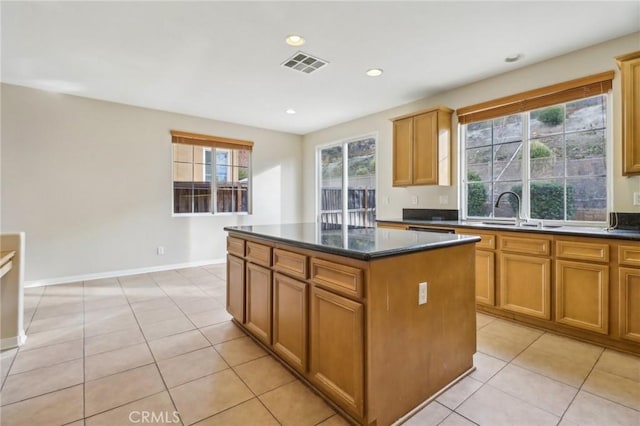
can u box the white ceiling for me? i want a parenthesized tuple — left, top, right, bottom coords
(2, 1, 639, 135)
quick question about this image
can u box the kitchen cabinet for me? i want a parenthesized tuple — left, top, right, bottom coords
(245, 262, 272, 345)
(310, 286, 364, 419)
(499, 235, 551, 319)
(616, 51, 640, 175)
(470, 231, 496, 306)
(272, 272, 308, 373)
(391, 106, 453, 186)
(225, 227, 477, 425)
(226, 254, 245, 323)
(555, 239, 609, 334)
(618, 244, 640, 343)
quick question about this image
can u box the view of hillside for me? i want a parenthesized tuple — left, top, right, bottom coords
(466, 96, 607, 221)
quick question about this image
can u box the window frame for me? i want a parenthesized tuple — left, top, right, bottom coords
(171, 130, 253, 217)
(459, 93, 613, 226)
(315, 132, 378, 227)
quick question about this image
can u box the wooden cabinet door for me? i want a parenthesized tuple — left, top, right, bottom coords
(475, 250, 495, 306)
(555, 260, 609, 334)
(245, 262, 272, 345)
(226, 254, 245, 323)
(499, 253, 551, 319)
(413, 111, 438, 185)
(310, 286, 364, 418)
(273, 273, 308, 373)
(393, 117, 413, 186)
(619, 267, 640, 342)
(617, 51, 640, 175)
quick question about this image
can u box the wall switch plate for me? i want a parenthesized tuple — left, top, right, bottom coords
(411, 195, 418, 205)
(634, 192, 640, 206)
(157, 246, 165, 255)
(418, 282, 428, 305)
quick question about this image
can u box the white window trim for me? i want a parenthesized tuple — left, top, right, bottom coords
(315, 132, 378, 226)
(172, 146, 252, 216)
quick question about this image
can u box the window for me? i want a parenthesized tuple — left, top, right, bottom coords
(459, 72, 613, 224)
(317, 135, 376, 228)
(171, 130, 253, 215)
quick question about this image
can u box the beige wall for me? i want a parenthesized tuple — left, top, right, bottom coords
(302, 32, 640, 222)
(1, 84, 303, 283)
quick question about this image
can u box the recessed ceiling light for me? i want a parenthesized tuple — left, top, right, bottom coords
(366, 68, 384, 77)
(285, 35, 305, 47)
(285, 108, 296, 115)
(505, 54, 521, 63)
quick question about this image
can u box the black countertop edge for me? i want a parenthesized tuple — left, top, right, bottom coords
(225, 226, 480, 261)
(377, 219, 640, 241)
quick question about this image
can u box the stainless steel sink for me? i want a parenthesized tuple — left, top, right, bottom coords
(479, 221, 562, 229)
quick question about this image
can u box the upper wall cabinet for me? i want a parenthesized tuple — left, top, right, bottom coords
(616, 51, 640, 175)
(391, 106, 453, 186)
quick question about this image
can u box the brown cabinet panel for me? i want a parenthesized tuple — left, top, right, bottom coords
(413, 111, 438, 185)
(619, 267, 640, 343)
(556, 240, 609, 262)
(245, 263, 272, 345)
(617, 51, 640, 175)
(393, 117, 413, 186)
(273, 248, 308, 280)
(272, 273, 308, 373)
(555, 260, 609, 334)
(499, 253, 551, 319)
(226, 254, 245, 324)
(227, 237, 245, 257)
(310, 286, 364, 418)
(475, 250, 495, 306)
(246, 241, 272, 267)
(618, 245, 640, 267)
(310, 258, 363, 299)
(500, 235, 550, 256)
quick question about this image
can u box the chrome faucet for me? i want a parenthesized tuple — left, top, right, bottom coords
(495, 191, 523, 226)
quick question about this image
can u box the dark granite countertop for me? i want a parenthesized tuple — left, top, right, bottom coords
(378, 218, 640, 241)
(224, 223, 480, 260)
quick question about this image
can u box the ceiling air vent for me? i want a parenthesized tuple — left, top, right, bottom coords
(281, 51, 328, 74)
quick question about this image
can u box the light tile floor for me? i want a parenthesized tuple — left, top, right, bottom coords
(0, 265, 637, 425)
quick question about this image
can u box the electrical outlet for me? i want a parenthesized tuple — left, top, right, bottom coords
(634, 192, 640, 206)
(157, 246, 165, 255)
(383, 196, 390, 205)
(418, 282, 428, 305)
(439, 195, 448, 205)
(411, 195, 418, 205)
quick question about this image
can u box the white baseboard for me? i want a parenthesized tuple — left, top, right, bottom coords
(24, 258, 226, 288)
(1, 332, 27, 350)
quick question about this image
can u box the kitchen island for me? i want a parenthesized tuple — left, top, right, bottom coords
(224, 224, 480, 426)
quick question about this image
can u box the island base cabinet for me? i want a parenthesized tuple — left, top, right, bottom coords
(499, 253, 551, 319)
(245, 263, 272, 345)
(310, 286, 364, 420)
(555, 260, 609, 334)
(272, 273, 308, 373)
(619, 268, 640, 342)
(226, 254, 245, 324)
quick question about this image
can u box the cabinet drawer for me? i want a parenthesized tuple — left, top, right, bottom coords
(246, 242, 272, 267)
(618, 245, 640, 267)
(456, 231, 496, 250)
(556, 240, 609, 262)
(227, 237, 245, 257)
(273, 249, 308, 280)
(310, 258, 363, 299)
(499, 236, 550, 256)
